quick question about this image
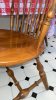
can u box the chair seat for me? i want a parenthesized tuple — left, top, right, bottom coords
(0, 29, 44, 67)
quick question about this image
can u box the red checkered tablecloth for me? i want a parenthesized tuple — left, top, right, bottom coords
(0, 0, 50, 15)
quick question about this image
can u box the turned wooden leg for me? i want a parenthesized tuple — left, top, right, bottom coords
(6, 67, 42, 100)
(6, 67, 22, 91)
(36, 57, 49, 90)
(44, 36, 48, 46)
(13, 79, 42, 100)
(6, 65, 47, 100)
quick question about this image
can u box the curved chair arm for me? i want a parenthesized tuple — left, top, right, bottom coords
(36, 0, 56, 49)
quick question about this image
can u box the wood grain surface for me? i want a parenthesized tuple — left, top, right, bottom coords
(0, 29, 44, 67)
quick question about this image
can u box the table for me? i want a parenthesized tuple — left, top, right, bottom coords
(0, 0, 50, 15)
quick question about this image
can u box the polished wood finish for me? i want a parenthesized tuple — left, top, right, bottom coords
(6, 67, 22, 91)
(25, 0, 32, 34)
(0, 0, 56, 100)
(43, 0, 53, 46)
(16, 0, 20, 31)
(0, 29, 44, 67)
(13, 79, 42, 100)
(10, 0, 14, 31)
(44, 36, 48, 46)
(29, 0, 38, 36)
(36, 57, 49, 90)
(32, 0, 43, 37)
(35, 0, 56, 48)
(35, 0, 48, 39)
(20, 0, 26, 33)
(44, 0, 53, 21)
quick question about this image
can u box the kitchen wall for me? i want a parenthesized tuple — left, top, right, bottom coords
(0, 15, 56, 35)
(0, 16, 16, 29)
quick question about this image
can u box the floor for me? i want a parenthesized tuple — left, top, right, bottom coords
(0, 35, 56, 100)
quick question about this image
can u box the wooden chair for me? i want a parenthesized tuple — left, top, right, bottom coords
(0, 0, 56, 100)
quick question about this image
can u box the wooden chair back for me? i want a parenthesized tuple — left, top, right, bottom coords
(10, 0, 56, 48)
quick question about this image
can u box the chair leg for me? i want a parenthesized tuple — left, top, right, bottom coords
(6, 67, 22, 91)
(36, 57, 49, 90)
(6, 58, 49, 100)
(44, 36, 48, 46)
(6, 67, 42, 100)
(42, 40, 44, 54)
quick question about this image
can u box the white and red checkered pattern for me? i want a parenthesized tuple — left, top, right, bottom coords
(0, 0, 50, 15)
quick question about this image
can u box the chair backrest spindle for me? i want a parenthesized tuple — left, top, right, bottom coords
(35, 0, 48, 39)
(20, 0, 26, 33)
(16, 0, 20, 31)
(28, 0, 38, 36)
(10, 0, 14, 31)
(25, 0, 32, 35)
(32, 0, 43, 37)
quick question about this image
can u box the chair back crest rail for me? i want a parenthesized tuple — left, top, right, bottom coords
(10, 0, 56, 48)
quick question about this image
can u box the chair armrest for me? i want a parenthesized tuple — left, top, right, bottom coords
(36, 0, 56, 48)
